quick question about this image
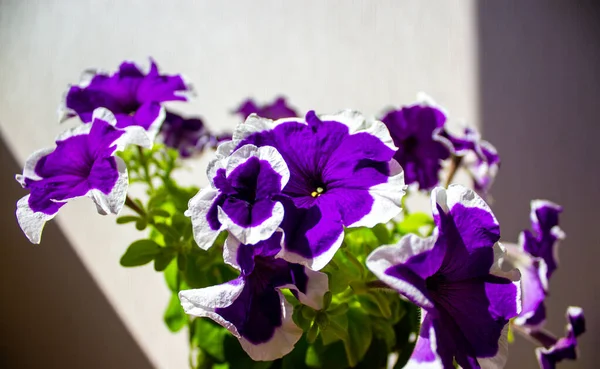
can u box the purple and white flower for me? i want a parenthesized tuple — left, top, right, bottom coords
(380, 94, 453, 191)
(179, 232, 328, 361)
(504, 243, 549, 330)
(226, 110, 405, 270)
(160, 111, 231, 157)
(536, 307, 585, 369)
(443, 125, 500, 197)
(60, 59, 192, 147)
(367, 185, 521, 368)
(16, 109, 129, 244)
(505, 200, 564, 329)
(235, 96, 298, 120)
(522, 200, 564, 280)
(186, 144, 290, 249)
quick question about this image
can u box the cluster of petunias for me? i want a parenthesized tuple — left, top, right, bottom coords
(15, 58, 585, 369)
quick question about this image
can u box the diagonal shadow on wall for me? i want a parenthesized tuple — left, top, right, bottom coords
(0, 133, 154, 369)
(478, 2, 600, 369)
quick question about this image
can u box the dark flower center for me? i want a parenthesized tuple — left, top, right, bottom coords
(403, 135, 419, 154)
(425, 274, 446, 293)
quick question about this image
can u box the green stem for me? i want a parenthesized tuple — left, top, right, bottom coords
(138, 146, 155, 191)
(125, 196, 145, 217)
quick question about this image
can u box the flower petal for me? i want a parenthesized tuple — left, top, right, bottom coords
(277, 198, 344, 271)
(186, 188, 222, 250)
(179, 278, 246, 336)
(16, 195, 62, 244)
(87, 156, 128, 215)
(405, 313, 447, 369)
(117, 103, 166, 148)
(366, 233, 440, 310)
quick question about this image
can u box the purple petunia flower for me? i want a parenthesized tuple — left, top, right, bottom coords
(179, 232, 328, 361)
(60, 59, 192, 147)
(234, 97, 298, 120)
(186, 144, 290, 248)
(160, 111, 231, 157)
(16, 109, 129, 244)
(443, 125, 500, 197)
(223, 110, 405, 270)
(522, 200, 565, 280)
(536, 307, 585, 369)
(367, 185, 521, 368)
(504, 243, 548, 330)
(505, 200, 564, 330)
(380, 94, 453, 191)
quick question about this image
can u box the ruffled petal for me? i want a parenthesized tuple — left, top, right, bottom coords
(186, 188, 222, 250)
(367, 233, 441, 310)
(16, 195, 63, 244)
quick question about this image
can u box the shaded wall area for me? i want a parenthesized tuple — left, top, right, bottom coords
(0, 134, 153, 368)
(478, 2, 600, 368)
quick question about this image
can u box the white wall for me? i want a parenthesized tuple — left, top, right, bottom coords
(0, 1, 478, 368)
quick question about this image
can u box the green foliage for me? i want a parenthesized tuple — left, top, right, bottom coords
(120, 240, 162, 267)
(164, 293, 187, 332)
(395, 212, 434, 237)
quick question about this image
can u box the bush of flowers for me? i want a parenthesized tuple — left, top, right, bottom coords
(15, 59, 585, 369)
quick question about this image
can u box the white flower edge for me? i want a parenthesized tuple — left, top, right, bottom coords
(186, 187, 223, 250)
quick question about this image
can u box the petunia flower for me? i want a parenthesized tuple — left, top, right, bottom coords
(179, 232, 328, 361)
(505, 200, 564, 329)
(521, 200, 565, 280)
(443, 125, 500, 197)
(536, 307, 585, 369)
(60, 59, 192, 147)
(186, 144, 290, 248)
(226, 110, 405, 270)
(504, 243, 548, 330)
(367, 185, 521, 368)
(16, 109, 129, 244)
(160, 111, 232, 157)
(234, 96, 298, 120)
(380, 94, 453, 191)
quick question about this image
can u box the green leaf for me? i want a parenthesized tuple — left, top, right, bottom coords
(393, 302, 420, 368)
(120, 240, 161, 267)
(321, 312, 348, 345)
(371, 317, 397, 350)
(135, 218, 147, 231)
(281, 336, 309, 369)
(193, 318, 228, 362)
(305, 337, 348, 369)
(149, 208, 171, 218)
(355, 338, 389, 369)
(372, 223, 391, 244)
(177, 253, 187, 271)
(397, 212, 434, 237)
(342, 306, 373, 367)
(306, 322, 320, 344)
(293, 306, 313, 332)
(116, 216, 139, 224)
(164, 259, 180, 292)
(154, 223, 180, 243)
(163, 293, 186, 332)
(154, 247, 176, 271)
